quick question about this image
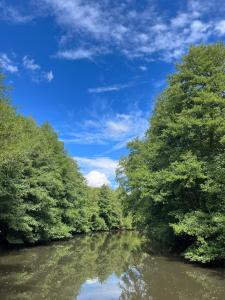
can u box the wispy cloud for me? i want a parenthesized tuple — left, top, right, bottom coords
(22, 55, 54, 83)
(215, 20, 225, 36)
(88, 83, 130, 94)
(61, 108, 149, 153)
(1, 1, 225, 61)
(56, 48, 100, 60)
(139, 66, 147, 71)
(0, 52, 54, 83)
(75, 156, 118, 176)
(44, 70, 54, 82)
(88, 79, 151, 94)
(37, 0, 225, 61)
(0, 1, 33, 23)
(23, 56, 40, 71)
(0, 53, 18, 74)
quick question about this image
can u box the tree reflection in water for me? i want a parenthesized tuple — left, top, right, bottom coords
(0, 232, 224, 300)
(119, 254, 225, 300)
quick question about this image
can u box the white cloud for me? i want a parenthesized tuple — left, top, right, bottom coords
(187, 20, 211, 44)
(1, 0, 225, 62)
(57, 48, 98, 60)
(74, 156, 118, 187)
(0, 53, 54, 83)
(0, 54, 18, 73)
(85, 170, 109, 187)
(215, 20, 225, 36)
(1, 1, 225, 61)
(75, 156, 118, 176)
(139, 66, 147, 71)
(22, 55, 54, 83)
(41, 0, 108, 37)
(88, 83, 130, 94)
(44, 70, 54, 82)
(79, 275, 122, 300)
(106, 120, 129, 135)
(171, 13, 190, 29)
(62, 110, 148, 151)
(23, 56, 40, 70)
(37, 0, 225, 62)
(88, 79, 150, 94)
(0, 2, 33, 23)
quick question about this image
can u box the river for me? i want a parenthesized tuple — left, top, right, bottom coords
(0, 231, 224, 300)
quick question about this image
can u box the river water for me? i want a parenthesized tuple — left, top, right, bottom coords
(0, 231, 224, 300)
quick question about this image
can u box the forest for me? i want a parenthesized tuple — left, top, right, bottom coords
(118, 43, 225, 264)
(0, 43, 225, 264)
(0, 79, 131, 244)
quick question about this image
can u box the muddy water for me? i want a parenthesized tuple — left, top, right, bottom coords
(0, 232, 224, 300)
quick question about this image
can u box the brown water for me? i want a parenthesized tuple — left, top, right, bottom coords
(0, 232, 224, 300)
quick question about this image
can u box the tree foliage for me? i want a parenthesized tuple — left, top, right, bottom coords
(0, 74, 129, 244)
(119, 43, 225, 263)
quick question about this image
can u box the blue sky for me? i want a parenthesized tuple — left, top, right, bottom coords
(1, 0, 225, 187)
(77, 275, 122, 300)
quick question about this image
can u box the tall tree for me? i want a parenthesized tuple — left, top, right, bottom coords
(119, 43, 225, 263)
(98, 185, 123, 230)
(0, 75, 89, 243)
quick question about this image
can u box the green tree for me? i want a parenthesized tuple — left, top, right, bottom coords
(0, 74, 90, 243)
(0, 71, 127, 244)
(119, 43, 225, 263)
(86, 187, 107, 231)
(98, 185, 123, 230)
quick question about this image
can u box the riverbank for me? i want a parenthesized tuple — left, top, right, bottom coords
(0, 228, 134, 250)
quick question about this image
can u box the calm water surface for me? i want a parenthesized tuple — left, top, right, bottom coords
(0, 232, 224, 300)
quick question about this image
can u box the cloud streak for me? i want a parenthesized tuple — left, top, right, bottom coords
(88, 83, 130, 94)
(61, 109, 149, 152)
(56, 48, 100, 60)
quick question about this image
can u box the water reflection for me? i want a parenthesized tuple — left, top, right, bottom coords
(0, 232, 224, 300)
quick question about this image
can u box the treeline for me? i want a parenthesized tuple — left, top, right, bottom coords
(0, 74, 131, 244)
(119, 43, 225, 263)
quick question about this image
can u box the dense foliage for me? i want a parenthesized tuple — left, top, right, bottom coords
(119, 43, 225, 263)
(0, 74, 129, 244)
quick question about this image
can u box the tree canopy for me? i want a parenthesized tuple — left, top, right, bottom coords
(119, 43, 225, 263)
(0, 74, 130, 244)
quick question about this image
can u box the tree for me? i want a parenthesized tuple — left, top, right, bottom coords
(0, 74, 90, 243)
(98, 185, 123, 230)
(0, 71, 128, 244)
(119, 43, 225, 263)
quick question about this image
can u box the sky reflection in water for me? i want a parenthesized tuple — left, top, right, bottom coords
(0, 232, 225, 300)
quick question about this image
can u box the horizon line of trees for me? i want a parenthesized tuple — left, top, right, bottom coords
(0, 74, 132, 244)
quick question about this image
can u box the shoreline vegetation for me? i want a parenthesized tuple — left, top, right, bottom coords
(118, 43, 225, 264)
(1, 42, 225, 265)
(0, 78, 132, 245)
(0, 229, 134, 251)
